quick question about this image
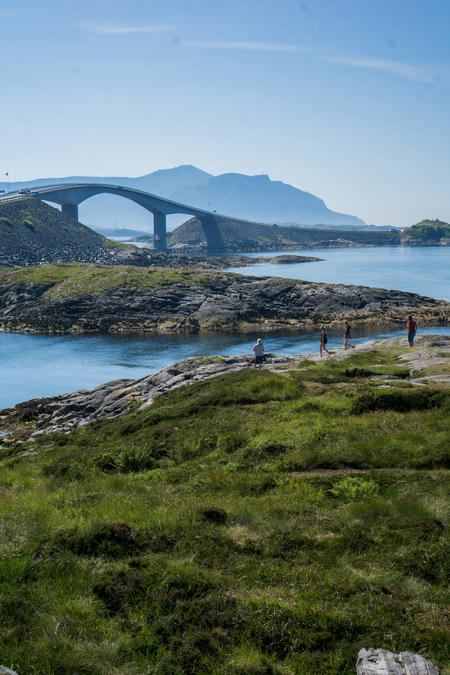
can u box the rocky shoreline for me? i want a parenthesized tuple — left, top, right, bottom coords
(0, 265, 447, 335)
(77, 248, 322, 270)
(1, 334, 448, 444)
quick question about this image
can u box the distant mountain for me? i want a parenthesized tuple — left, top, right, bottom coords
(170, 171, 366, 227)
(0, 165, 366, 231)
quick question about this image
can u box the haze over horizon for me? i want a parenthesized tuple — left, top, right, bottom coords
(2, 0, 450, 227)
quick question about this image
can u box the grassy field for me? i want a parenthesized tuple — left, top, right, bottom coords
(0, 347, 449, 674)
(0, 264, 235, 298)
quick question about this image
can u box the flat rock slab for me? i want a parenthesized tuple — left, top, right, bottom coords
(356, 648, 440, 675)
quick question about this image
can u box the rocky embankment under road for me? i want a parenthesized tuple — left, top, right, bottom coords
(1, 334, 448, 444)
(0, 265, 447, 335)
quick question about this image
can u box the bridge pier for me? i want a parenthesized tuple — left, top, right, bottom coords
(153, 212, 167, 251)
(61, 203, 79, 221)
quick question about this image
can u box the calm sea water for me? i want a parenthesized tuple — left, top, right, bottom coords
(228, 246, 450, 301)
(0, 246, 448, 409)
(1, 325, 449, 410)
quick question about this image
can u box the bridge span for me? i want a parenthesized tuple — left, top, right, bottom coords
(1, 183, 228, 251)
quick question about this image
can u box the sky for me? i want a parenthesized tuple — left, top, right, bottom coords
(1, 0, 450, 226)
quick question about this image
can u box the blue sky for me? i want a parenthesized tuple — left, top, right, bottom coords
(1, 0, 450, 226)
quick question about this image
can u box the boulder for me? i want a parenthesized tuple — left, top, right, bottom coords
(356, 648, 440, 675)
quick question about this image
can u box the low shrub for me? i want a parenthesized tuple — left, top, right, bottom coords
(396, 540, 449, 583)
(330, 476, 378, 501)
(94, 446, 164, 473)
(344, 367, 409, 379)
(44, 521, 147, 557)
(352, 388, 449, 414)
(42, 458, 85, 480)
(200, 507, 228, 524)
(243, 440, 288, 463)
(217, 430, 249, 455)
(344, 367, 376, 378)
(93, 566, 143, 615)
(225, 656, 286, 674)
(0, 556, 37, 583)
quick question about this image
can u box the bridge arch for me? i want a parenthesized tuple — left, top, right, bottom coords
(31, 183, 224, 251)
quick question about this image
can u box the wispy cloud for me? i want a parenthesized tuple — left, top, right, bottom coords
(183, 38, 448, 86)
(322, 55, 442, 85)
(78, 22, 176, 35)
(183, 40, 312, 53)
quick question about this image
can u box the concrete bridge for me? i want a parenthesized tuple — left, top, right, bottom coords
(5, 183, 227, 251)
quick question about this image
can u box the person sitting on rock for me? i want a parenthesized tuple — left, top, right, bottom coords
(253, 338, 265, 368)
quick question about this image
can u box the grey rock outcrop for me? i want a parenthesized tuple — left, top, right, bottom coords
(356, 648, 440, 674)
(0, 272, 447, 335)
(0, 666, 19, 675)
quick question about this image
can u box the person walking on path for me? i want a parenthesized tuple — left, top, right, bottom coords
(344, 321, 355, 350)
(320, 326, 331, 357)
(407, 315, 417, 347)
(253, 338, 265, 368)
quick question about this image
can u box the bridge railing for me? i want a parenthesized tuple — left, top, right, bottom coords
(0, 195, 29, 205)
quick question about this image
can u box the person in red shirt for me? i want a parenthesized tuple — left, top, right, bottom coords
(407, 315, 417, 347)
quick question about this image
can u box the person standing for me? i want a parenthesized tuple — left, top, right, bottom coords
(407, 315, 417, 347)
(320, 326, 331, 357)
(253, 338, 265, 368)
(344, 321, 355, 350)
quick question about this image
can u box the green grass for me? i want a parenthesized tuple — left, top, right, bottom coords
(102, 237, 134, 249)
(0, 264, 238, 297)
(0, 347, 449, 673)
